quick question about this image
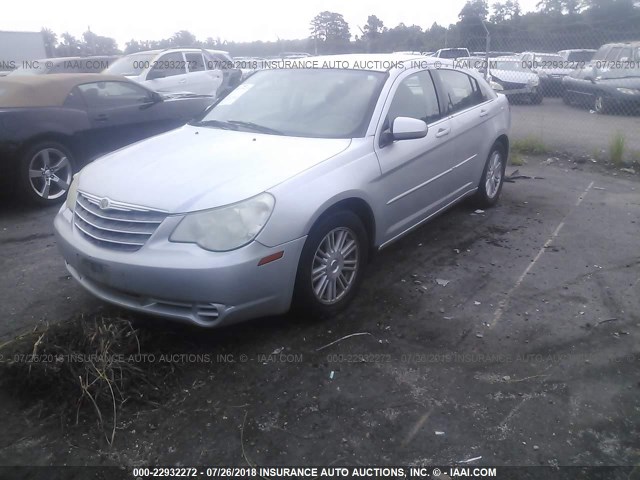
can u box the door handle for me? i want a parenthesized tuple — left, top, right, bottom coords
(480, 109, 489, 117)
(94, 114, 109, 122)
(435, 127, 450, 138)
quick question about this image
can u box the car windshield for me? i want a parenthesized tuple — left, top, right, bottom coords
(105, 53, 157, 76)
(193, 68, 387, 138)
(534, 54, 563, 63)
(566, 51, 595, 62)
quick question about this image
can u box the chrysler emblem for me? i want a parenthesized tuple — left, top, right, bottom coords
(99, 198, 110, 210)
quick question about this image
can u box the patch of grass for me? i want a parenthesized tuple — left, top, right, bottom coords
(0, 314, 179, 445)
(512, 136, 549, 156)
(609, 132, 626, 167)
(509, 152, 525, 166)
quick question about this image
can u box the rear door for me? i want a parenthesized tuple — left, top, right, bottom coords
(432, 69, 497, 188)
(143, 52, 189, 93)
(374, 69, 454, 243)
(185, 51, 222, 96)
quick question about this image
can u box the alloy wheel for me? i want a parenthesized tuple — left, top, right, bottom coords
(28, 148, 72, 200)
(311, 227, 359, 305)
(485, 151, 503, 199)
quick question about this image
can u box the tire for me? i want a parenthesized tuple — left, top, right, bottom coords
(471, 143, 507, 209)
(293, 210, 369, 318)
(594, 94, 609, 114)
(19, 141, 74, 206)
(530, 92, 543, 105)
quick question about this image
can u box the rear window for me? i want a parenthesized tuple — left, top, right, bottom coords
(566, 51, 595, 63)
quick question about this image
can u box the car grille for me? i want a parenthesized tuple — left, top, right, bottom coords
(495, 78, 526, 91)
(73, 192, 168, 252)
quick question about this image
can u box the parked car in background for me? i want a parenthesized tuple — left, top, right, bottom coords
(53, 54, 510, 328)
(591, 42, 640, 67)
(8, 56, 118, 75)
(234, 57, 268, 80)
(520, 52, 573, 95)
(562, 65, 640, 114)
(104, 48, 223, 97)
(472, 51, 516, 58)
(558, 49, 596, 64)
(460, 57, 542, 104)
(434, 48, 471, 59)
(0, 74, 216, 205)
(280, 52, 312, 59)
(205, 50, 242, 96)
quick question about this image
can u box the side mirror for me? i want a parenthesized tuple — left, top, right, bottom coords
(380, 117, 428, 147)
(146, 69, 166, 80)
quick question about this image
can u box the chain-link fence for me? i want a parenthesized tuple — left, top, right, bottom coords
(441, 34, 640, 164)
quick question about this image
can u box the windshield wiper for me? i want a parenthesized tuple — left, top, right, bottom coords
(191, 120, 239, 130)
(227, 120, 283, 135)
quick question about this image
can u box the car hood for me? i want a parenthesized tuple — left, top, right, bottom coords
(78, 125, 352, 213)
(596, 76, 640, 88)
(538, 68, 572, 76)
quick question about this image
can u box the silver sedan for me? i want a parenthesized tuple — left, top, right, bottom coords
(54, 54, 511, 327)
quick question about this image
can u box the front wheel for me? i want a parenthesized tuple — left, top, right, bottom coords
(530, 92, 543, 104)
(19, 141, 74, 206)
(471, 143, 506, 209)
(594, 94, 610, 114)
(294, 211, 369, 318)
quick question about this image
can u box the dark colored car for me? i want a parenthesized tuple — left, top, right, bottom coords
(562, 66, 640, 114)
(0, 74, 216, 205)
(8, 56, 119, 75)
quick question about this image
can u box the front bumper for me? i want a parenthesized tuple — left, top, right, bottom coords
(54, 206, 306, 327)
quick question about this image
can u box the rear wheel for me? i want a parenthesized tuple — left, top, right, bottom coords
(530, 91, 543, 104)
(471, 143, 506, 209)
(19, 141, 74, 206)
(294, 210, 368, 318)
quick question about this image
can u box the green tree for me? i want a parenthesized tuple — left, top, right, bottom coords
(57, 32, 82, 56)
(171, 30, 199, 47)
(310, 11, 351, 53)
(41, 28, 57, 57)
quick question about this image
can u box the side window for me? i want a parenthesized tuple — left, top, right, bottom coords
(437, 69, 484, 114)
(63, 87, 86, 109)
(618, 47, 632, 61)
(606, 47, 622, 61)
(78, 81, 153, 108)
(387, 71, 441, 125)
(185, 53, 205, 72)
(149, 52, 186, 78)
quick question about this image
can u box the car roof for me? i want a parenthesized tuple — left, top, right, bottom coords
(0, 73, 140, 108)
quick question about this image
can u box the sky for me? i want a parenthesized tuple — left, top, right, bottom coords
(2, 0, 540, 49)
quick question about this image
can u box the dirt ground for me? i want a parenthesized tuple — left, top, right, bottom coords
(0, 157, 638, 471)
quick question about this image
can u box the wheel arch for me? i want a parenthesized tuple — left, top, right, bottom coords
(306, 196, 377, 256)
(17, 133, 77, 165)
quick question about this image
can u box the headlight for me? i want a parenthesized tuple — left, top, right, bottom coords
(65, 173, 80, 211)
(170, 193, 275, 251)
(617, 87, 638, 95)
(489, 78, 504, 91)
